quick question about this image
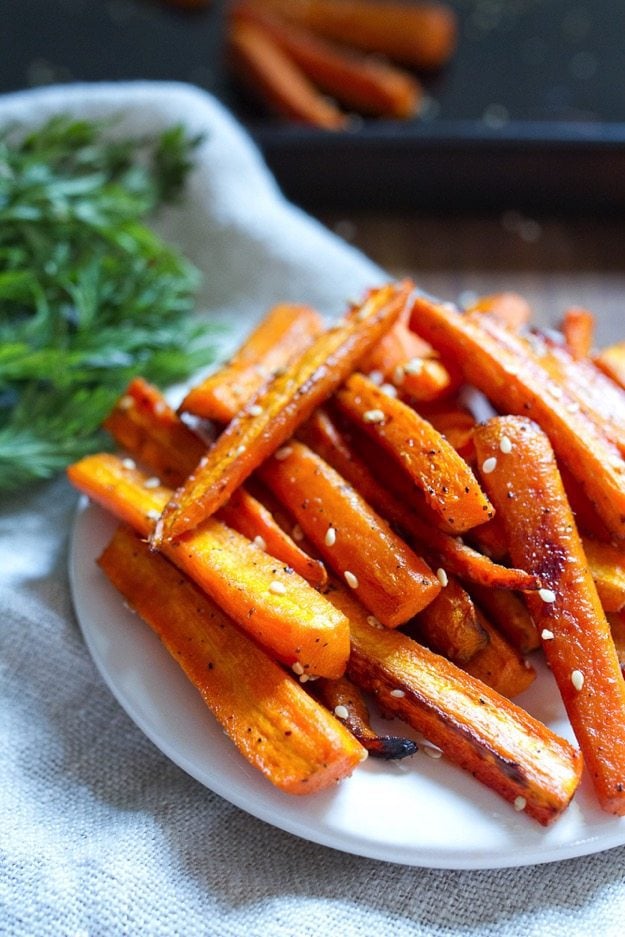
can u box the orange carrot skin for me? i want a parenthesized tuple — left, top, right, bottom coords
(228, 19, 348, 129)
(410, 576, 487, 663)
(474, 416, 625, 815)
(67, 454, 350, 678)
(324, 582, 582, 825)
(461, 610, 536, 699)
(582, 537, 625, 614)
(179, 303, 324, 423)
(469, 584, 540, 655)
(153, 282, 412, 546)
(259, 440, 440, 626)
(99, 526, 366, 794)
(594, 341, 625, 391)
(335, 372, 493, 534)
(561, 307, 595, 361)
(465, 292, 533, 330)
(410, 296, 625, 543)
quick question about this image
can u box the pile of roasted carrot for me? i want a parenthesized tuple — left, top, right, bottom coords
(68, 280, 625, 825)
(225, 0, 457, 127)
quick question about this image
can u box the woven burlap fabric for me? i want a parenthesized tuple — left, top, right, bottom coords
(2, 83, 625, 937)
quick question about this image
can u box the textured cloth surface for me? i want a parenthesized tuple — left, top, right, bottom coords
(2, 83, 625, 937)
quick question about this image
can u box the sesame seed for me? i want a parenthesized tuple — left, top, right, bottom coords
(539, 588, 556, 603)
(143, 476, 161, 489)
(344, 570, 359, 589)
(513, 796, 527, 812)
(380, 383, 398, 398)
(269, 581, 286, 595)
(248, 404, 263, 417)
(541, 628, 554, 641)
(118, 395, 133, 410)
(436, 568, 449, 588)
(334, 705, 349, 720)
(366, 615, 383, 629)
(146, 509, 160, 521)
(292, 662, 304, 675)
(390, 688, 405, 698)
(482, 456, 497, 474)
(499, 436, 513, 454)
(121, 457, 136, 470)
(291, 524, 304, 541)
(403, 358, 424, 375)
(548, 383, 563, 399)
(299, 673, 310, 683)
(253, 535, 267, 551)
(363, 408, 385, 424)
(275, 446, 293, 461)
(571, 669, 584, 691)
(423, 744, 443, 760)
(325, 526, 337, 547)
(367, 370, 384, 386)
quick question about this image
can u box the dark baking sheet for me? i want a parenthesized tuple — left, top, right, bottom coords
(3, 0, 625, 211)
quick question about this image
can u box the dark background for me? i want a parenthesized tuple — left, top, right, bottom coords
(4, 0, 625, 210)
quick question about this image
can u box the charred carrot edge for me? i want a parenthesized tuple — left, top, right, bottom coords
(464, 292, 533, 330)
(474, 415, 625, 815)
(99, 526, 366, 794)
(469, 584, 540, 655)
(231, 2, 421, 119)
(300, 407, 539, 591)
(259, 439, 440, 627)
(105, 378, 328, 587)
(334, 371, 493, 534)
(582, 537, 625, 614)
(461, 609, 536, 699)
(261, 0, 458, 70)
(561, 307, 595, 361)
(594, 340, 625, 391)
(228, 18, 348, 129)
(67, 454, 350, 678)
(179, 303, 324, 422)
(314, 675, 418, 759)
(409, 576, 488, 663)
(409, 296, 625, 542)
(323, 581, 582, 825)
(153, 282, 412, 546)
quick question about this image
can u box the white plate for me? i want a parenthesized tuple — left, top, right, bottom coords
(70, 499, 625, 870)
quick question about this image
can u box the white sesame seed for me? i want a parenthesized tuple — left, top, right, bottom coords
(366, 615, 383, 629)
(380, 383, 398, 398)
(482, 456, 497, 474)
(274, 446, 293, 461)
(299, 673, 310, 683)
(362, 408, 385, 424)
(253, 535, 267, 551)
(143, 476, 161, 489)
(541, 628, 554, 641)
(269, 581, 286, 595)
(325, 526, 337, 547)
(118, 395, 133, 410)
(344, 570, 359, 589)
(571, 669, 585, 691)
(334, 705, 349, 720)
(121, 457, 136, 470)
(548, 383, 563, 399)
(436, 568, 449, 588)
(539, 588, 556, 604)
(291, 524, 304, 541)
(367, 369, 384, 386)
(423, 744, 443, 760)
(514, 796, 527, 812)
(146, 509, 160, 521)
(248, 404, 263, 417)
(234, 444, 246, 456)
(499, 436, 513, 454)
(291, 662, 304, 675)
(403, 358, 424, 375)
(390, 688, 405, 698)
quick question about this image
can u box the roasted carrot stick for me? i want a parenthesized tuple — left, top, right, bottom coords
(469, 583, 540, 655)
(179, 303, 324, 423)
(259, 440, 440, 626)
(99, 526, 365, 793)
(261, 0, 458, 70)
(231, 2, 422, 119)
(359, 317, 433, 379)
(335, 371, 493, 534)
(461, 610, 536, 699)
(409, 296, 625, 542)
(561, 307, 595, 360)
(409, 576, 487, 663)
(228, 18, 348, 129)
(474, 415, 625, 815)
(582, 537, 625, 614)
(594, 340, 625, 391)
(323, 581, 582, 825)
(67, 454, 349, 678)
(105, 378, 327, 587)
(465, 291, 533, 329)
(153, 282, 412, 546)
(607, 611, 625, 678)
(314, 674, 418, 759)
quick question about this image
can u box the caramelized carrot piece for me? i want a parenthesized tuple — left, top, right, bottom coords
(228, 18, 348, 129)
(461, 610, 536, 699)
(465, 291, 533, 329)
(607, 611, 625, 678)
(558, 462, 613, 542)
(335, 372, 493, 534)
(561, 307, 595, 360)
(262, 0, 458, 70)
(259, 440, 440, 626)
(360, 318, 432, 379)
(469, 584, 540, 654)
(582, 537, 625, 614)
(231, 2, 422, 119)
(67, 454, 349, 678)
(410, 296, 625, 542)
(99, 526, 365, 793)
(396, 357, 458, 402)
(153, 282, 412, 546)
(314, 675, 418, 759)
(409, 576, 488, 663)
(473, 415, 625, 815)
(179, 303, 324, 423)
(594, 341, 625, 391)
(323, 581, 582, 825)
(419, 405, 475, 458)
